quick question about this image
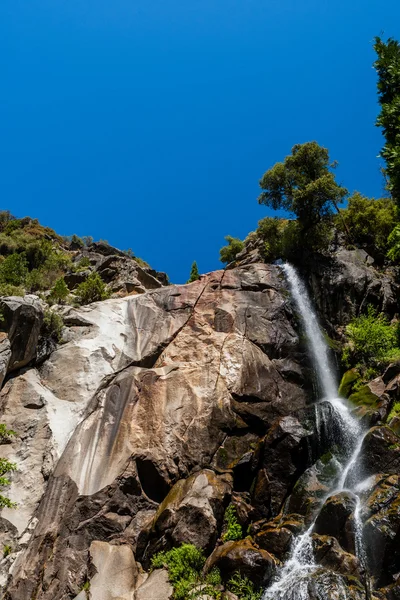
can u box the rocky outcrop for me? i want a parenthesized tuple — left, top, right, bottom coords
(0, 263, 311, 599)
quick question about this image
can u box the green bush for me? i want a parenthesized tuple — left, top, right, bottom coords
(387, 224, 400, 262)
(227, 573, 262, 600)
(0, 253, 28, 286)
(222, 504, 243, 542)
(151, 544, 206, 600)
(3, 544, 11, 557)
(0, 284, 24, 297)
(72, 256, 91, 272)
(342, 306, 400, 371)
(75, 273, 111, 305)
(219, 236, 244, 264)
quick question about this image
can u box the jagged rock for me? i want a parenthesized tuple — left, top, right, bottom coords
(307, 249, 399, 333)
(254, 519, 294, 559)
(144, 470, 232, 559)
(2, 264, 309, 599)
(313, 492, 358, 554)
(204, 538, 277, 587)
(360, 426, 400, 478)
(0, 295, 44, 373)
(135, 569, 173, 600)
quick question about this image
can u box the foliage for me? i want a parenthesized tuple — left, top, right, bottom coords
(75, 273, 111, 305)
(0, 425, 17, 509)
(222, 504, 243, 542)
(70, 234, 84, 248)
(342, 306, 400, 371)
(374, 37, 400, 204)
(387, 224, 400, 261)
(151, 544, 207, 600)
(258, 142, 348, 241)
(388, 401, 400, 422)
(219, 236, 245, 264)
(0, 284, 24, 297)
(187, 261, 200, 283)
(42, 310, 64, 343)
(337, 192, 398, 255)
(0, 253, 28, 286)
(3, 544, 11, 557)
(50, 278, 69, 304)
(227, 573, 262, 600)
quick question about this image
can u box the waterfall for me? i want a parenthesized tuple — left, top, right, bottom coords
(262, 264, 366, 600)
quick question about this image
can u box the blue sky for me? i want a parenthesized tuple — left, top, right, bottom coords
(1, 1, 399, 283)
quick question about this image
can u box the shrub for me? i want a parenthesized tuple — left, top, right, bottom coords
(227, 573, 262, 600)
(0, 284, 24, 297)
(219, 236, 244, 264)
(151, 544, 206, 600)
(42, 310, 64, 343)
(50, 278, 69, 304)
(72, 256, 91, 272)
(0, 253, 28, 286)
(342, 306, 400, 371)
(222, 505, 243, 542)
(25, 269, 46, 292)
(75, 273, 111, 305)
(3, 544, 11, 557)
(387, 224, 400, 262)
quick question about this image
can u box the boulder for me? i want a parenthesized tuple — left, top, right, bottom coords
(312, 534, 360, 577)
(360, 426, 400, 478)
(0, 296, 44, 373)
(145, 470, 232, 558)
(0, 334, 11, 388)
(313, 492, 358, 554)
(204, 538, 277, 587)
(84, 541, 139, 600)
(135, 569, 173, 600)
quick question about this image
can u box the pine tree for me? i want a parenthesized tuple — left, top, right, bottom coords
(187, 261, 200, 283)
(50, 277, 69, 304)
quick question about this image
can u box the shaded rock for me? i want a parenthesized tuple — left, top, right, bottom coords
(360, 426, 400, 478)
(312, 533, 360, 577)
(204, 538, 277, 587)
(313, 492, 358, 554)
(254, 519, 294, 560)
(145, 470, 232, 559)
(363, 475, 400, 587)
(0, 296, 44, 373)
(135, 569, 173, 600)
(0, 334, 11, 388)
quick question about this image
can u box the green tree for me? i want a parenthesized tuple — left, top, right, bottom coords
(258, 142, 348, 243)
(187, 261, 200, 283)
(374, 37, 400, 203)
(0, 254, 28, 286)
(75, 272, 111, 305)
(387, 224, 400, 261)
(337, 192, 397, 255)
(50, 277, 69, 304)
(219, 236, 244, 264)
(0, 424, 17, 509)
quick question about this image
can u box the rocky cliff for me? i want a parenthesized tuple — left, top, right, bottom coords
(0, 252, 399, 600)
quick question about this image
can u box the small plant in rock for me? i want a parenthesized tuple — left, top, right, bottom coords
(227, 573, 262, 600)
(151, 544, 223, 600)
(42, 310, 64, 343)
(75, 273, 111, 305)
(342, 306, 400, 372)
(0, 425, 17, 509)
(222, 504, 243, 542)
(3, 544, 11, 557)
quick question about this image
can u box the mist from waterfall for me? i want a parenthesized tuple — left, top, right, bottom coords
(262, 263, 367, 600)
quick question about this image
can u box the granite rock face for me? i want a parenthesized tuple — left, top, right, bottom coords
(0, 258, 399, 600)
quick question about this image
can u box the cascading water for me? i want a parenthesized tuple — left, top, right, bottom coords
(262, 264, 367, 600)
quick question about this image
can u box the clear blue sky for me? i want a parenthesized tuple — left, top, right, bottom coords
(1, 1, 399, 282)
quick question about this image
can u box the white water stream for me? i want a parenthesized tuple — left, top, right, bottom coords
(262, 264, 367, 600)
